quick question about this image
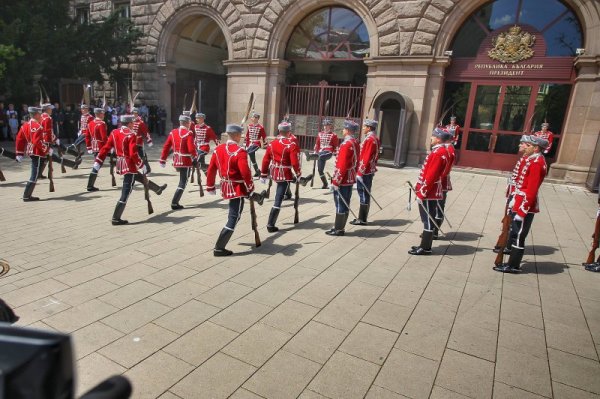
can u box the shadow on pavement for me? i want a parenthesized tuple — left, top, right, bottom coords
(520, 261, 568, 274)
(450, 231, 483, 242)
(368, 219, 410, 227)
(442, 244, 482, 256)
(351, 228, 398, 238)
(129, 209, 200, 225)
(44, 192, 102, 202)
(530, 245, 558, 256)
(291, 214, 330, 230)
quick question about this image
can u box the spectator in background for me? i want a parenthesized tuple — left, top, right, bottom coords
(8, 112, 19, 140)
(148, 105, 158, 134)
(53, 102, 65, 141)
(158, 106, 167, 137)
(140, 102, 149, 122)
(111, 110, 119, 130)
(6, 104, 18, 140)
(19, 104, 30, 126)
(0, 102, 7, 140)
(64, 104, 78, 143)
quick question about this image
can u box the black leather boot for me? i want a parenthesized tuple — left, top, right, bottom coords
(493, 247, 524, 273)
(409, 231, 433, 255)
(87, 172, 99, 192)
(584, 263, 600, 272)
(325, 213, 346, 236)
(111, 202, 128, 225)
(267, 208, 280, 232)
(298, 175, 313, 187)
(253, 163, 260, 178)
(171, 188, 184, 210)
(250, 190, 267, 206)
(320, 175, 328, 189)
(37, 161, 47, 179)
(22, 182, 39, 202)
(350, 204, 369, 225)
(214, 228, 234, 256)
(147, 179, 167, 195)
(305, 151, 319, 161)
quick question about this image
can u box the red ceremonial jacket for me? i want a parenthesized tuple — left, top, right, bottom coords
(445, 123, 461, 146)
(314, 131, 339, 153)
(245, 123, 266, 147)
(357, 132, 380, 177)
(160, 127, 197, 168)
(512, 152, 547, 217)
(441, 143, 456, 192)
(532, 130, 554, 154)
(194, 123, 219, 153)
(331, 135, 359, 187)
(41, 113, 56, 144)
(133, 116, 152, 146)
(96, 127, 143, 175)
(206, 140, 255, 199)
(415, 144, 449, 200)
(260, 135, 301, 182)
(16, 119, 48, 157)
(86, 117, 108, 152)
(80, 113, 94, 137)
(506, 155, 527, 197)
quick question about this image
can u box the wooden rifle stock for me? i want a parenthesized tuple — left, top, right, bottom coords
(190, 167, 195, 183)
(197, 164, 204, 197)
(0, 168, 5, 182)
(585, 209, 600, 264)
(141, 173, 154, 214)
(494, 212, 512, 266)
(266, 178, 272, 199)
(109, 153, 117, 187)
(310, 158, 316, 187)
(250, 198, 261, 247)
(294, 181, 300, 224)
(495, 203, 509, 249)
(47, 154, 55, 192)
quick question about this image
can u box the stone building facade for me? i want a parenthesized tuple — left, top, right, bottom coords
(74, 0, 600, 185)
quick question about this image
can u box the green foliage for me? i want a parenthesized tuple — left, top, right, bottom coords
(0, 0, 142, 102)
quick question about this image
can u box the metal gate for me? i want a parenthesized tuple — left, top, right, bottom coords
(281, 81, 366, 150)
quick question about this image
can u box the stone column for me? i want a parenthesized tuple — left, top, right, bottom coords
(548, 56, 600, 184)
(222, 59, 289, 136)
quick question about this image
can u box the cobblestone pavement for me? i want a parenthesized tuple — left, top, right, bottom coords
(1, 141, 599, 399)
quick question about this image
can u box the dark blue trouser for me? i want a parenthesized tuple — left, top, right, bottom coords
(356, 174, 374, 205)
(419, 199, 440, 232)
(508, 212, 535, 249)
(119, 173, 135, 203)
(226, 197, 245, 230)
(317, 152, 333, 176)
(273, 181, 291, 209)
(28, 156, 42, 183)
(333, 185, 352, 214)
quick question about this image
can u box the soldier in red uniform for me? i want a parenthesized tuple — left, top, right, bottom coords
(245, 112, 267, 177)
(67, 104, 94, 158)
(15, 107, 48, 201)
(193, 112, 219, 171)
(260, 121, 303, 232)
(326, 120, 360, 236)
(532, 122, 554, 155)
(434, 130, 456, 238)
(206, 124, 266, 256)
(446, 116, 461, 146)
(350, 119, 380, 226)
(36, 103, 56, 179)
(86, 108, 108, 191)
(409, 127, 451, 255)
(306, 119, 339, 189)
(494, 136, 548, 273)
(132, 107, 153, 173)
(160, 114, 198, 210)
(95, 115, 149, 225)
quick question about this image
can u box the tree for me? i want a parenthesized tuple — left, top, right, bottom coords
(0, 0, 142, 103)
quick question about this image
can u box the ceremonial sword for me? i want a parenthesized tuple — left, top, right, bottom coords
(326, 172, 358, 220)
(357, 178, 383, 210)
(405, 180, 445, 236)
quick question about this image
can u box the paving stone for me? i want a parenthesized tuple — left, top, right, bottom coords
(502, 281, 541, 306)
(150, 280, 210, 308)
(196, 281, 253, 308)
(500, 297, 544, 330)
(143, 265, 197, 288)
(230, 388, 264, 399)
(154, 299, 220, 334)
(53, 278, 119, 306)
(548, 348, 600, 394)
(552, 381, 600, 399)
(98, 323, 178, 368)
(2, 278, 70, 308)
(308, 351, 380, 399)
(435, 349, 495, 398)
(123, 351, 194, 399)
(102, 298, 171, 333)
(243, 350, 321, 399)
(72, 321, 124, 360)
(430, 385, 471, 398)
(14, 296, 71, 326)
(361, 300, 412, 333)
(261, 299, 319, 334)
(366, 385, 411, 398)
(492, 381, 547, 398)
(495, 347, 552, 397)
(171, 352, 256, 399)
(102, 263, 159, 286)
(448, 319, 498, 361)
(395, 318, 451, 362)
(339, 322, 398, 365)
(284, 321, 348, 364)
(209, 298, 273, 333)
(545, 320, 599, 360)
(76, 352, 127, 397)
(375, 348, 438, 399)
(99, 280, 162, 309)
(298, 390, 330, 398)
(44, 299, 118, 333)
(163, 321, 238, 366)
(222, 322, 291, 367)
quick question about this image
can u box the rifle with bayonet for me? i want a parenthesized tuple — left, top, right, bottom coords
(494, 204, 512, 266)
(241, 93, 261, 247)
(584, 204, 600, 266)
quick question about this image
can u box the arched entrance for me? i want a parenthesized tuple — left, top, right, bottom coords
(157, 10, 229, 132)
(440, 0, 582, 171)
(374, 91, 414, 167)
(281, 6, 370, 148)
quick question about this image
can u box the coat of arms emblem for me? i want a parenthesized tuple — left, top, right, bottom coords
(488, 25, 536, 63)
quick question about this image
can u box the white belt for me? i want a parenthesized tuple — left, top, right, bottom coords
(174, 152, 192, 157)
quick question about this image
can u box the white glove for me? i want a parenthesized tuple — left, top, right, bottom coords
(48, 148, 54, 156)
(416, 197, 423, 205)
(208, 190, 216, 196)
(331, 184, 339, 191)
(356, 175, 364, 183)
(514, 214, 524, 222)
(87, 150, 93, 154)
(260, 177, 268, 184)
(77, 131, 82, 137)
(141, 165, 148, 175)
(160, 162, 166, 169)
(16, 155, 23, 162)
(147, 142, 154, 148)
(93, 162, 101, 171)
(55, 139, 61, 146)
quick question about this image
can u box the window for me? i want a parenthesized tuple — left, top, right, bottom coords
(114, 1, 131, 19)
(285, 7, 369, 61)
(451, 0, 582, 57)
(75, 6, 90, 25)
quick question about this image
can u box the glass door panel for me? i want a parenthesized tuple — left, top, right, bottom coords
(493, 134, 521, 154)
(499, 86, 531, 132)
(470, 85, 501, 130)
(466, 132, 492, 152)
